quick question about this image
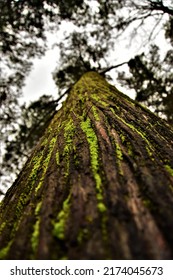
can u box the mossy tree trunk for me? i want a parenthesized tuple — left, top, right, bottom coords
(0, 72, 173, 260)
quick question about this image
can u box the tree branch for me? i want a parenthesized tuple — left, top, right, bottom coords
(99, 61, 128, 74)
(147, 0, 173, 16)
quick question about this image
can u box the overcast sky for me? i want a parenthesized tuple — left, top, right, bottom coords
(21, 48, 59, 103)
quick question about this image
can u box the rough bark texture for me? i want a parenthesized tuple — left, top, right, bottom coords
(0, 72, 173, 260)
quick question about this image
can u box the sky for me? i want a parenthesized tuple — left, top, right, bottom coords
(21, 48, 59, 103)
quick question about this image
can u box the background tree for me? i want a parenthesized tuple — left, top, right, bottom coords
(117, 45, 173, 124)
(0, 0, 172, 193)
(1, 95, 57, 187)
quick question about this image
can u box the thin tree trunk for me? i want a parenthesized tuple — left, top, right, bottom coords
(0, 71, 173, 260)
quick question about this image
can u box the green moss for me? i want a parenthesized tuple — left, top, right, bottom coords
(63, 119, 75, 178)
(0, 220, 20, 257)
(115, 143, 123, 175)
(31, 201, 42, 254)
(29, 136, 48, 166)
(81, 118, 99, 177)
(119, 133, 134, 157)
(120, 133, 125, 143)
(24, 138, 49, 200)
(35, 201, 42, 215)
(73, 151, 80, 167)
(110, 107, 115, 114)
(0, 241, 12, 260)
(97, 202, 107, 213)
(16, 193, 30, 218)
(81, 117, 107, 212)
(164, 165, 173, 177)
(56, 151, 60, 166)
(0, 222, 13, 258)
(63, 119, 75, 154)
(35, 136, 57, 193)
(116, 143, 123, 161)
(81, 117, 108, 246)
(0, 222, 6, 234)
(92, 95, 108, 107)
(118, 114, 147, 141)
(92, 106, 100, 121)
(77, 228, 89, 244)
(114, 112, 155, 157)
(31, 219, 40, 253)
(146, 146, 154, 160)
(53, 194, 71, 240)
(127, 141, 133, 157)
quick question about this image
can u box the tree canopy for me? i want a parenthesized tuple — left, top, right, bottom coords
(0, 0, 173, 193)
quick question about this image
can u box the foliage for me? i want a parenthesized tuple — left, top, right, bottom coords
(118, 45, 173, 123)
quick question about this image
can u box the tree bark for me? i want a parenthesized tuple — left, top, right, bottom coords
(0, 71, 173, 260)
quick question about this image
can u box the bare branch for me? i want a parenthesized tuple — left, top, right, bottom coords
(99, 61, 128, 74)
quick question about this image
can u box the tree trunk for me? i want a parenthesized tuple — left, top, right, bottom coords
(0, 71, 173, 260)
